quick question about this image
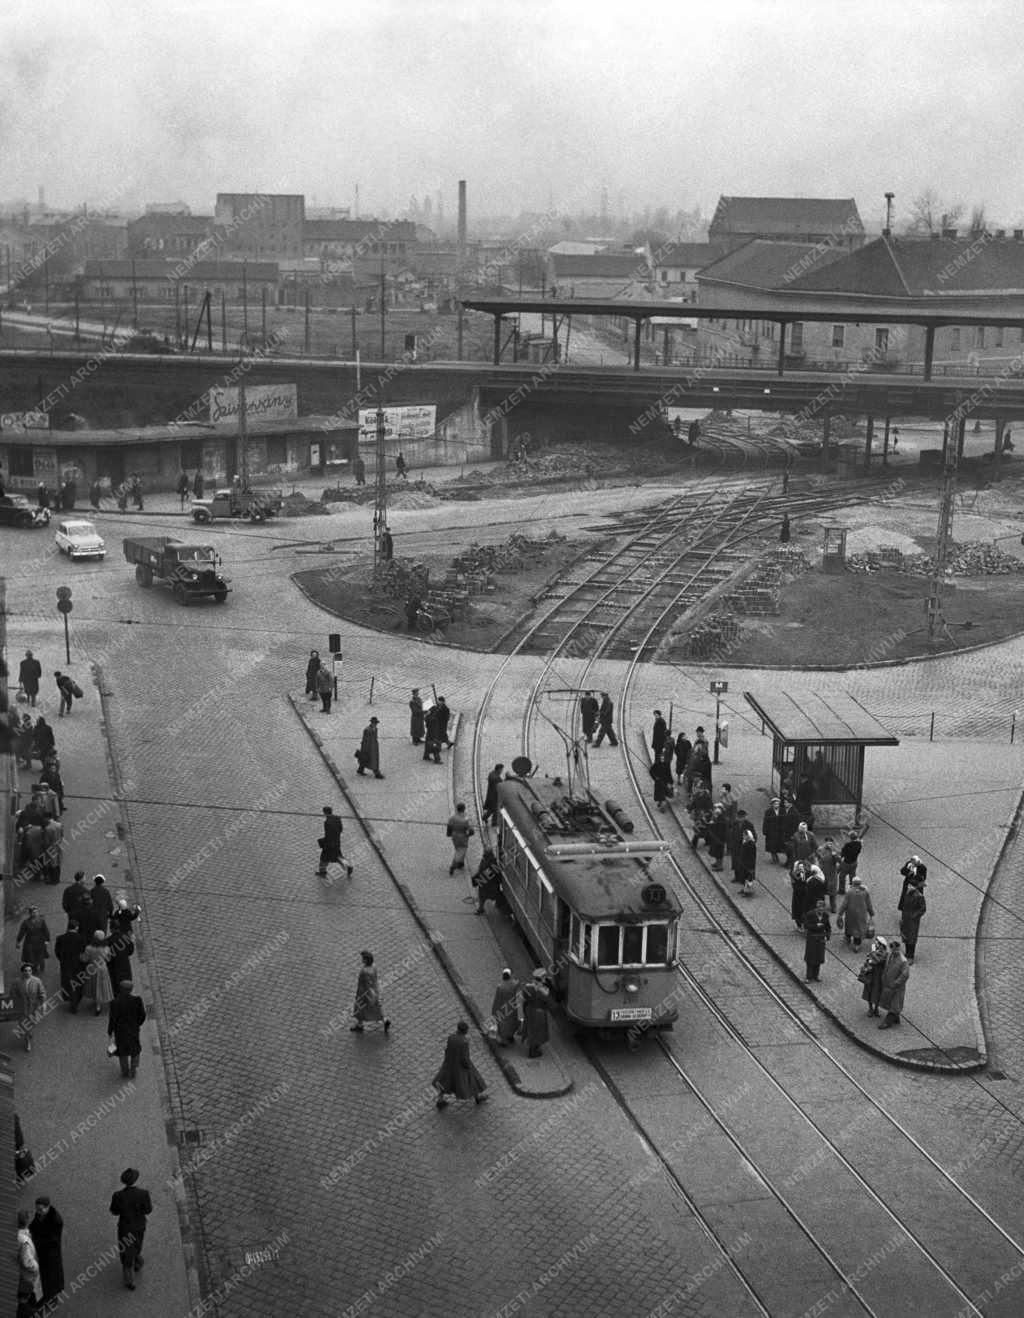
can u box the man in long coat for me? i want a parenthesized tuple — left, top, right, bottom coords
(673, 731, 692, 785)
(317, 806, 352, 878)
(433, 1021, 488, 1107)
(356, 718, 384, 777)
(305, 651, 321, 701)
(802, 899, 831, 981)
(18, 651, 42, 707)
(109, 1168, 152, 1290)
(520, 969, 551, 1058)
(837, 875, 874, 951)
(107, 980, 146, 1079)
(899, 879, 927, 963)
(761, 798, 785, 863)
(482, 764, 504, 825)
(579, 691, 599, 744)
(593, 693, 618, 748)
(409, 690, 425, 745)
(878, 941, 911, 1029)
(423, 702, 443, 763)
(651, 711, 668, 757)
(490, 970, 520, 1045)
(29, 1196, 64, 1307)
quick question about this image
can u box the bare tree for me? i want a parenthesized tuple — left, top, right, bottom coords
(906, 189, 965, 235)
(969, 204, 988, 234)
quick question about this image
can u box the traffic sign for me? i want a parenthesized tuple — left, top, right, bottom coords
(56, 599, 73, 615)
(709, 680, 729, 694)
(56, 585, 72, 601)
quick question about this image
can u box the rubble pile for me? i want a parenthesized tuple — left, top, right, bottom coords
(846, 540, 1024, 576)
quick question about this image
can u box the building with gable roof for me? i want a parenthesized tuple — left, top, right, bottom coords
(709, 196, 865, 251)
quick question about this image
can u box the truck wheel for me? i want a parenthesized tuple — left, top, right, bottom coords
(249, 509, 265, 523)
(173, 583, 188, 606)
(193, 508, 211, 524)
(135, 565, 153, 587)
(213, 590, 228, 604)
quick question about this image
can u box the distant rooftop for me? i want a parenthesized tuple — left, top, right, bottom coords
(710, 196, 864, 238)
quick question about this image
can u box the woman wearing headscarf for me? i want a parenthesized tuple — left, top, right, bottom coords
(15, 908, 50, 976)
(878, 939, 911, 1029)
(81, 932, 114, 1016)
(836, 875, 875, 951)
(857, 937, 889, 1017)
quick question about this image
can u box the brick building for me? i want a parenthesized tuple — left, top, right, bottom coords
(80, 258, 279, 303)
(708, 196, 865, 251)
(215, 193, 306, 260)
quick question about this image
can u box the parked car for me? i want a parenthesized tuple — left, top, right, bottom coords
(55, 519, 106, 559)
(0, 494, 49, 528)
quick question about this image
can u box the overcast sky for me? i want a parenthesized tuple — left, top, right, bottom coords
(3, 0, 1022, 229)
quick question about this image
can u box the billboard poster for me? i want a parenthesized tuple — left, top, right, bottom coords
(209, 384, 297, 424)
(0, 411, 48, 432)
(357, 404, 436, 445)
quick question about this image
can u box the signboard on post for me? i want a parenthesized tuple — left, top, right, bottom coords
(209, 384, 297, 424)
(357, 405, 436, 446)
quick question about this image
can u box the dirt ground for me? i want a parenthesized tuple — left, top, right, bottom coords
(294, 538, 591, 650)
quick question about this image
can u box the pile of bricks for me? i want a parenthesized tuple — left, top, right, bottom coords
(847, 540, 1024, 576)
(374, 559, 430, 599)
(680, 614, 741, 659)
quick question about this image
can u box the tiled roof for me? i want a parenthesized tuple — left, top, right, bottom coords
(652, 242, 727, 269)
(127, 214, 213, 234)
(787, 235, 1024, 296)
(551, 252, 649, 279)
(697, 239, 849, 289)
(710, 196, 864, 236)
(304, 219, 416, 242)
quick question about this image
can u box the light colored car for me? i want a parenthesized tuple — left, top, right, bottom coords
(55, 519, 106, 560)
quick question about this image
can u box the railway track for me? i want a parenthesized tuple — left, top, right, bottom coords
(465, 467, 1024, 1317)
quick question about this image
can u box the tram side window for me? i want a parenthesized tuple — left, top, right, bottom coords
(570, 914, 581, 960)
(582, 923, 592, 965)
(597, 926, 620, 967)
(622, 926, 644, 965)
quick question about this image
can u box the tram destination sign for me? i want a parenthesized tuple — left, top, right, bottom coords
(610, 1007, 653, 1022)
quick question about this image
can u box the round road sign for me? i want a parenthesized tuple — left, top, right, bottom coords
(56, 599, 73, 615)
(56, 586, 72, 601)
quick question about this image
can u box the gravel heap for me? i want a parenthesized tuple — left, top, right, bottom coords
(847, 540, 1024, 576)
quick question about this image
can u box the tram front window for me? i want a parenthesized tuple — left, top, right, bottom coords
(646, 923, 669, 964)
(597, 926, 620, 967)
(622, 926, 643, 965)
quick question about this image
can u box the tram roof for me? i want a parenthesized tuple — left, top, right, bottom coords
(744, 691, 899, 746)
(497, 780, 682, 922)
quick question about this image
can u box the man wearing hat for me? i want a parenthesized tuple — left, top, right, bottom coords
(356, 718, 384, 778)
(409, 689, 425, 745)
(490, 969, 520, 1046)
(109, 1168, 152, 1290)
(91, 875, 115, 933)
(316, 806, 352, 879)
(108, 980, 147, 1079)
(898, 855, 928, 910)
(520, 969, 552, 1059)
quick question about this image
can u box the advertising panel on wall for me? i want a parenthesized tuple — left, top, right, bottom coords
(0, 412, 49, 433)
(209, 384, 298, 425)
(357, 404, 436, 445)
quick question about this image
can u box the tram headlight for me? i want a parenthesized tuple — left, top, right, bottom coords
(623, 979, 640, 995)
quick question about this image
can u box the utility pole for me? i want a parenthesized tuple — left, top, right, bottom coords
(131, 259, 138, 328)
(304, 289, 311, 355)
(242, 260, 248, 341)
(927, 415, 963, 644)
(237, 352, 248, 489)
(351, 303, 358, 358)
(373, 405, 387, 574)
(379, 256, 386, 359)
(262, 286, 267, 345)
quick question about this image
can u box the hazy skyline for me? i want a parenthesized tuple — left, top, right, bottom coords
(3, 0, 1023, 229)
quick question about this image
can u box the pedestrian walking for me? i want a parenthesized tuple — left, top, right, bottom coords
(108, 980, 146, 1079)
(802, 899, 831, 981)
(685, 734, 711, 796)
(472, 848, 507, 916)
(29, 1196, 64, 1308)
(355, 717, 384, 777)
(761, 797, 785, 863)
(433, 1021, 488, 1107)
(40, 755, 65, 814)
(837, 829, 862, 896)
(651, 710, 668, 757)
(836, 875, 874, 951)
(316, 806, 353, 878)
(482, 764, 504, 824)
(16, 1209, 42, 1312)
(707, 803, 727, 871)
(857, 936, 889, 1017)
(816, 836, 840, 912)
(490, 969, 520, 1046)
(436, 696, 453, 747)
(898, 856, 928, 909)
(350, 950, 390, 1034)
(16, 908, 50, 977)
(789, 861, 809, 929)
(89, 478, 102, 510)
(40, 813, 63, 885)
(520, 969, 552, 1058)
(592, 692, 618, 747)
(673, 730, 692, 785)
(316, 665, 334, 714)
(738, 820, 758, 896)
(405, 594, 422, 631)
(353, 456, 366, 486)
(878, 939, 911, 1029)
(54, 670, 76, 717)
(780, 512, 791, 544)
(395, 452, 408, 480)
(176, 471, 190, 509)
(14, 964, 45, 1052)
(446, 803, 474, 874)
(790, 820, 818, 864)
(409, 689, 425, 745)
(90, 874, 115, 932)
(305, 651, 321, 702)
(579, 691, 599, 744)
(81, 932, 114, 1016)
(109, 1168, 152, 1290)
(899, 878, 927, 963)
(423, 701, 443, 763)
(649, 748, 673, 812)
(18, 651, 42, 707)
(55, 920, 86, 1013)
(193, 469, 205, 499)
(75, 893, 101, 947)
(380, 525, 394, 561)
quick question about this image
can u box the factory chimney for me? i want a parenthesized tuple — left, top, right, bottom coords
(457, 179, 467, 268)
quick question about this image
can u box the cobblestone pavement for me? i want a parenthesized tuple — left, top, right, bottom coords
(7, 481, 1024, 1316)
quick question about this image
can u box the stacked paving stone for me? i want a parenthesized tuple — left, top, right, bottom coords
(680, 613, 741, 658)
(847, 540, 1024, 576)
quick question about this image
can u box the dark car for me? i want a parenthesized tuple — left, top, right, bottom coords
(0, 494, 49, 528)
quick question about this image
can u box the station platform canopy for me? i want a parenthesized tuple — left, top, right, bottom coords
(744, 690, 899, 818)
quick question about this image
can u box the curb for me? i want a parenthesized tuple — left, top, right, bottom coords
(974, 776, 1024, 1074)
(95, 663, 209, 1309)
(289, 696, 572, 1100)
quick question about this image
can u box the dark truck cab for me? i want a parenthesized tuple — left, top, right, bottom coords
(122, 536, 230, 605)
(191, 486, 283, 524)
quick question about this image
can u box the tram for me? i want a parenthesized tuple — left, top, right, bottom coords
(494, 775, 682, 1034)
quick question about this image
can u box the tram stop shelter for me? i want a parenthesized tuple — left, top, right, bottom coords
(744, 690, 899, 821)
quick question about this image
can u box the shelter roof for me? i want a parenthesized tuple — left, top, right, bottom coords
(82, 259, 279, 281)
(744, 691, 899, 746)
(697, 239, 849, 289)
(710, 196, 864, 237)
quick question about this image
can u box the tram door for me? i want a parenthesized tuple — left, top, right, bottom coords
(553, 899, 572, 997)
